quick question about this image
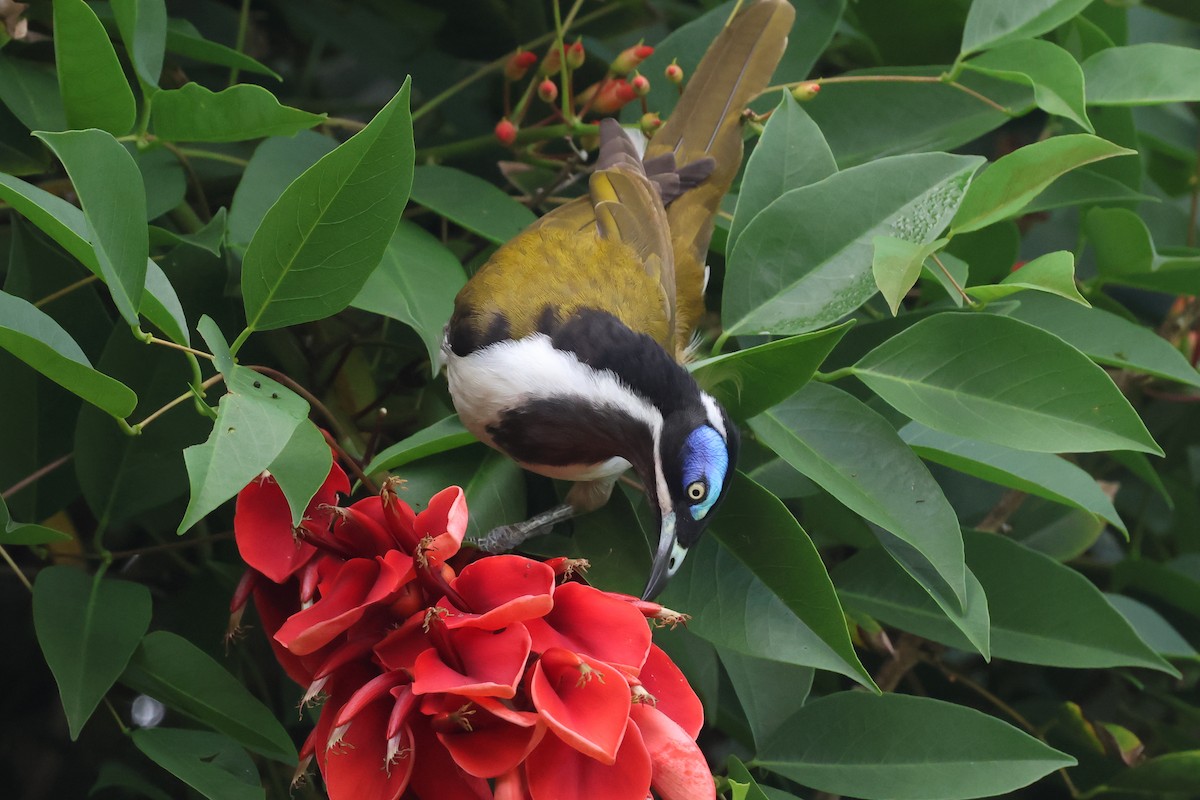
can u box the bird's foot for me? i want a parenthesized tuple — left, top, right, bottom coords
(471, 504, 578, 553)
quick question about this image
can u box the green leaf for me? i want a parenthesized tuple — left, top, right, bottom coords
(900, 422, 1125, 534)
(751, 383, 969, 612)
(1113, 558, 1200, 621)
(758, 692, 1075, 799)
(724, 152, 983, 336)
(968, 531, 1177, 673)
(727, 755, 774, 800)
(110, 0, 166, 88)
(961, 0, 1095, 55)
(91, 761, 173, 800)
(1104, 594, 1198, 661)
(149, 208, 226, 256)
(0, 494, 71, 544)
(151, 83, 325, 142)
(0, 290, 136, 418)
(0, 172, 189, 343)
(227, 131, 336, 247)
(0, 54, 68, 131)
(196, 315, 234, 375)
(664, 473, 876, 689)
(690, 321, 852, 422)
(1084, 44, 1200, 106)
(350, 221, 467, 367)
(131, 145, 187, 221)
(121, 631, 297, 763)
(852, 314, 1162, 455)
(835, 546, 992, 658)
(1000, 293, 1200, 389)
(462, 449, 526, 541)
(363, 414, 475, 476)
(1086, 207, 1200, 294)
(265, 419, 331, 528)
(35, 129, 148, 328)
(924, 250, 970, 307)
(950, 135, 1134, 235)
(164, 19, 280, 81)
(242, 80, 414, 331)
(719, 651, 813, 748)
(409, 164, 536, 246)
(729, 93, 837, 258)
(1082, 751, 1200, 798)
(53, 0, 136, 134)
(968, 251, 1089, 306)
(132, 728, 263, 800)
(963, 39, 1091, 131)
(1023, 168, 1157, 214)
(872, 235, 948, 315)
(178, 367, 309, 533)
(33, 566, 152, 739)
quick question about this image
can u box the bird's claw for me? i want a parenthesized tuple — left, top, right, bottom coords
(472, 523, 532, 554)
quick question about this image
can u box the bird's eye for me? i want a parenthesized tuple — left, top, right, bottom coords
(686, 481, 707, 502)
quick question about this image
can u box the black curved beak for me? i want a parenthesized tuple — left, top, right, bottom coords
(642, 510, 686, 600)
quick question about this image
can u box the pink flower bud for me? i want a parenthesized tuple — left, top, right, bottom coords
(494, 118, 518, 146)
(505, 50, 538, 81)
(612, 42, 654, 75)
(537, 78, 558, 104)
(664, 61, 683, 85)
(566, 39, 586, 69)
(791, 81, 821, 101)
(630, 73, 650, 97)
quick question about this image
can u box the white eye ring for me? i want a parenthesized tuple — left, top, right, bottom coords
(686, 480, 707, 502)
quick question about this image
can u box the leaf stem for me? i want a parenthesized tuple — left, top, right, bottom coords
(136, 373, 225, 431)
(416, 121, 598, 162)
(228, 326, 253, 357)
(814, 367, 855, 383)
(2, 453, 74, 500)
(33, 274, 99, 308)
(761, 73, 1009, 115)
(173, 147, 250, 168)
(929, 252, 974, 305)
(0, 544, 32, 592)
(146, 336, 215, 361)
(230, 0, 252, 87)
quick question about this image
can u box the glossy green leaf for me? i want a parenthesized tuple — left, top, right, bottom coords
(727, 755, 774, 800)
(1113, 558, 1200, 621)
(151, 83, 325, 142)
(752, 383, 968, 611)
(724, 152, 983, 336)
(690, 321, 852, 422)
(409, 164, 536, 246)
(350, 221, 467, 367)
(0, 290, 136, 418)
(164, 19, 280, 80)
(363, 414, 474, 476)
(265, 419, 331, 527)
(1087, 207, 1200, 294)
(149, 208, 226, 256)
(1084, 44, 1200, 105)
(964, 39, 1091, 130)
(968, 251, 1088, 306)
(1019, 506, 1107, 560)
(242, 79, 413, 331)
(130, 145, 186, 221)
(1023, 168, 1156, 214)
(729, 93, 837, 258)
(968, 531, 1177, 673)
(664, 473, 876, 689)
(228, 131, 336, 247)
(961, 0, 1095, 55)
(0, 54, 68, 131)
(872, 235, 948, 315)
(950, 135, 1134, 234)
(35, 129, 148, 328)
(0, 494, 70, 545)
(178, 367, 309, 533)
(132, 728, 263, 800)
(852, 314, 1162, 455)
(1104, 594, 1198, 660)
(0, 172, 189, 343)
(901, 422, 1125, 533)
(121, 631, 297, 763)
(719, 651, 813, 747)
(835, 546, 991, 658)
(196, 315, 234, 375)
(110, 0, 166, 87)
(1082, 751, 1200, 797)
(1000, 293, 1200, 388)
(53, 0, 136, 134)
(33, 566, 152, 739)
(461, 449, 526, 541)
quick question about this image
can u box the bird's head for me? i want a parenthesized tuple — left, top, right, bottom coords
(640, 393, 738, 600)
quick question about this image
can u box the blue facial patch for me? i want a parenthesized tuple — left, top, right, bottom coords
(681, 426, 728, 520)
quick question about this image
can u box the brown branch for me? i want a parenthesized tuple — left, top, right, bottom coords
(976, 489, 1027, 533)
(2, 453, 73, 500)
(874, 631, 925, 692)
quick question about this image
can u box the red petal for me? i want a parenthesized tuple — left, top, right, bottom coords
(638, 644, 704, 738)
(235, 474, 317, 583)
(494, 768, 532, 800)
(632, 704, 714, 800)
(374, 613, 431, 672)
(411, 624, 531, 698)
(444, 555, 555, 630)
(526, 719, 652, 800)
(407, 716, 494, 800)
(416, 486, 468, 563)
(530, 648, 631, 764)
(525, 582, 651, 670)
(426, 695, 546, 778)
(322, 694, 413, 800)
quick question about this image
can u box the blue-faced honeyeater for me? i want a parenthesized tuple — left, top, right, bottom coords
(443, 0, 795, 599)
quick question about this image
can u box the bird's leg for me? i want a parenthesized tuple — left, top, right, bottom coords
(474, 476, 619, 554)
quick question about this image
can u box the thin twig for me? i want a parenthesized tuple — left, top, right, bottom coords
(929, 252, 973, 304)
(229, 0, 252, 87)
(34, 275, 99, 308)
(874, 632, 924, 692)
(159, 141, 212, 221)
(761, 73, 1009, 115)
(146, 336, 215, 361)
(54, 531, 235, 561)
(136, 374, 225, 430)
(2, 453, 74, 500)
(976, 488, 1027, 533)
(0, 544, 33, 592)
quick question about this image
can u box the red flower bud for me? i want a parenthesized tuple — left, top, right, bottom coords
(580, 78, 638, 114)
(664, 61, 683, 85)
(791, 81, 821, 101)
(537, 78, 558, 104)
(539, 46, 562, 76)
(494, 118, 518, 146)
(566, 38, 586, 69)
(505, 49, 538, 81)
(612, 42, 653, 75)
(630, 73, 650, 97)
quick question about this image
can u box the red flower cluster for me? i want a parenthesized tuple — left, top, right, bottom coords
(231, 459, 713, 800)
